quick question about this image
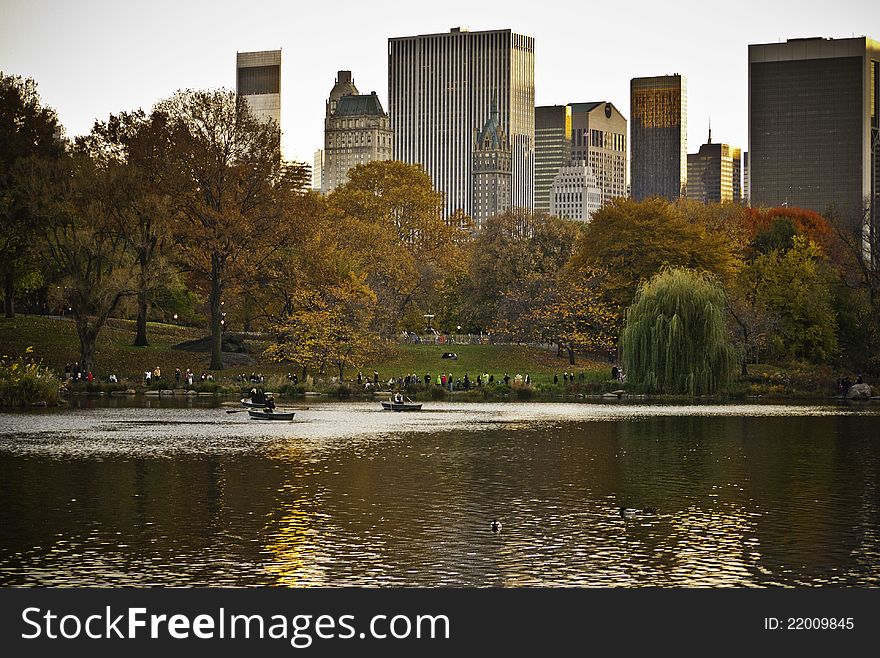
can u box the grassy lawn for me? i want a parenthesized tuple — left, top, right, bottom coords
(0, 316, 606, 387)
(363, 342, 609, 386)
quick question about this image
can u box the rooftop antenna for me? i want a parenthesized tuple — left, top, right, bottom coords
(708, 116, 712, 144)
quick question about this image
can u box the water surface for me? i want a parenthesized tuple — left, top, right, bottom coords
(1, 399, 878, 587)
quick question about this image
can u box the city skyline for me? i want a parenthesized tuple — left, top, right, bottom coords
(2, 0, 875, 166)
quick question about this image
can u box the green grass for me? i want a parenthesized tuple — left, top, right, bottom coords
(0, 316, 608, 387)
(362, 343, 608, 386)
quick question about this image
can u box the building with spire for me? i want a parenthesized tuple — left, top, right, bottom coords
(322, 70, 393, 193)
(686, 125, 742, 204)
(472, 100, 512, 229)
(389, 27, 535, 217)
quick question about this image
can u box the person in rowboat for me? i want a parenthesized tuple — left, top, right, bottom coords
(393, 391, 404, 404)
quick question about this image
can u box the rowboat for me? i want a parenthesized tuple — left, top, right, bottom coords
(381, 400, 423, 412)
(248, 409, 295, 421)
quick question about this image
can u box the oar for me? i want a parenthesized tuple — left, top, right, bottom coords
(226, 408, 249, 414)
(227, 406, 309, 413)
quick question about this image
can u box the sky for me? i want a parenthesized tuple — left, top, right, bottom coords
(1, 0, 877, 165)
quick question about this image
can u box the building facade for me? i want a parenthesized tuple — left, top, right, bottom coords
(389, 27, 535, 217)
(472, 101, 512, 228)
(549, 162, 602, 222)
(686, 130, 742, 204)
(236, 50, 281, 132)
(742, 151, 750, 205)
(313, 149, 324, 192)
(535, 106, 572, 213)
(323, 71, 393, 194)
(630, 74, 687, 201)
(749, 37, 880, 245)
(570, 102, 627, 206)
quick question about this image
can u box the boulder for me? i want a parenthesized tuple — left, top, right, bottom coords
(160, 389, 174, 396)
(845, 383, 873, 400)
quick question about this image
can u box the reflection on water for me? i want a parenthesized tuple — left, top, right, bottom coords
(0, 401, 878, 587)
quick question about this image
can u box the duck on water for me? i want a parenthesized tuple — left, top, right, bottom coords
(619, 507, 658, 519)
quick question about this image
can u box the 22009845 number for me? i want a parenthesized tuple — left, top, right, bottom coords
(787, 618, 854, 630)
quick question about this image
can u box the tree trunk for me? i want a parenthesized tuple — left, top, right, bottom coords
(741, 359, 748, 377)
(566, 343, 576, 365)
(3, 269, 14, 319)
(133, 254, 149, 346)
(209, 254, 224, 370)
(75, 317, 99, 374)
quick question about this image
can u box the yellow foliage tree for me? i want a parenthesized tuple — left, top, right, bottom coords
(264, 276, 380, 381)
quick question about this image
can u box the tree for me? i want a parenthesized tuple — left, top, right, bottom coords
(0, 72, 63, 317)
(743, 236, 838, 363)
(328, 161, 457, 335)
(571, 198, 740, 310)
(462, 209, 579, 331)
(264, 275, 379, 380)
(82, 109, 175, 346)
(18, 153, 137, 372)
(502, 266, 620, 364)
(157, 89, 287, 369)
(620, 268, 737, 395)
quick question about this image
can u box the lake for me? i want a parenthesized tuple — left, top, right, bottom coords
(1, 398, 878, 587)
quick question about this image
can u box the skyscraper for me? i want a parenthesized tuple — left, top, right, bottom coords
(570, 102, 627, 206)
(686, 129, 742, 204)
(535, 105, 572, 213)
(236, 50, 281, 130)
(630, 74, 687, 201)
(749, 37, 880, 243)
(322, 71, 393, 193)
(472, 100, 512, 229)
(389, 27, 535, 217)
(313, 149, 324, 192)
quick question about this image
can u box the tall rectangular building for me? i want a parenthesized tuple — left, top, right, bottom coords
(535, 106, 572, 213)
(389, 27, 535, 217)
(570, 102, 628, 206)
(630, 74, 687, 201)
(749, 37, 880, 243)
(236, 50, 281, 130)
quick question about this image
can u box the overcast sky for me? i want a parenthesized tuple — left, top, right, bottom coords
(1, 0, 877, 164)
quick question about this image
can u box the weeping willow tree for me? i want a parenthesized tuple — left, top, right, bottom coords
(619, 268, 738, 395)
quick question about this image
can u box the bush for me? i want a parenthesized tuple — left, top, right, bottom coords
(276, 383, 307, 397)
(0, 348, 60, 406)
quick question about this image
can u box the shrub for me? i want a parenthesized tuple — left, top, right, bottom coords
(0, 347, 60, 406)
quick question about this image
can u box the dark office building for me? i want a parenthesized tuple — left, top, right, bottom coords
(749, 36, 880, 244)
(630, 74, 687, 201)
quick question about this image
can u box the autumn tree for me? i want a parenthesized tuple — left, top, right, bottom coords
(157, 89, 287, 369)
(17, 153, 137, 372)
(571, 198, 739, 310)
(0, 72, 63, 317)
(462, 209, 579, 332)
(502, 265, 620, 364)
(264, 275, 379, 380)
(328, 161, 458, 335)
(81, 109, 175, 346)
